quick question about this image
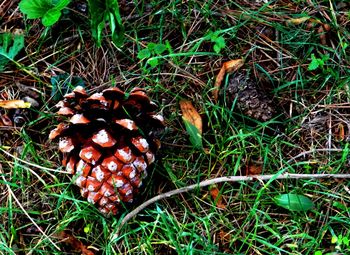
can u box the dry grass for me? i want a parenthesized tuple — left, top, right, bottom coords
(1, 0, 350, 254)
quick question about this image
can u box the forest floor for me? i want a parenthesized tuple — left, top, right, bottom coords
(1, 0, 350, 254)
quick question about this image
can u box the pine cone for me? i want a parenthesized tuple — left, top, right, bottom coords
(49, 86, 164, 215)
(223, 73, 276, 121)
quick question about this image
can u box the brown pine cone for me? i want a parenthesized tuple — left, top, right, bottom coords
(49, 86, 164, 215)
(223, 73, 276, 122)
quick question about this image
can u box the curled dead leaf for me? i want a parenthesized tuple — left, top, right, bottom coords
(180, 100, 203, 149)
(55, 231, 95, 255)
(213, 59, 244, 101)
(0, 100, 31, 109)
(335, 123, 345, 141)
(179, 100, 202, 134)
(210, 186, 226, 209)
(0, 114, 12, 126)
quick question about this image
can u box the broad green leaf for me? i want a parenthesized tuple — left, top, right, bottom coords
(183, 119, 203, 149)
(154, 44, 167, 55)
(274, 193, 314, 212)
(19, 0, 52, 19)
(308, 54, 320, 71)
(147, 42, 157, 51)
(314, 251, 322, 255)
(0, 33, 25, 71)
(215, 36, 225, 48)
(213, 44, 221, 54)
(343, 236, 349, 246)
(137, 48, 151, 59)
(19, 0, 70, 26)
(42, 9, 61, 26)
(147, 58, 159, 67)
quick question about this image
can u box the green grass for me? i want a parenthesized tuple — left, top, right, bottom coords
(1, 0, 350, 254)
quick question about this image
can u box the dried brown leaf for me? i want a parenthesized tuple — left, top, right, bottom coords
(0, 100, 31, 109)
(179, 100, 202, 134)
(55, 231, 95, 255)
(213, 59, 244, 101)
(210, 186, 226, 209)
(0, 114, 12, 126)
(335, 123, 345, 141)
(247, 163, 263, 175)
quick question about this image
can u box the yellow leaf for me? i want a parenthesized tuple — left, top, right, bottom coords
(0, 100, 31, 109)
(179, 100, 202, 134)
(213, 59, 244, 101)
(287, 16, 310, 25)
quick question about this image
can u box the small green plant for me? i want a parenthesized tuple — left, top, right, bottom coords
(137, 42, 168, 68)
(308, 53, 329, 71)
(87, 0, 124, 47)
(206, 30, 226, 54)
(19, 0, 71, 27)
(0, 32, 25, 71)
(332, 233, 350, 252)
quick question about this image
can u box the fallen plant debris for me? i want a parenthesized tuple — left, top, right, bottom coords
(179, 99, 203, 149)
(209, 185, 226, 209)
(0, 99, 31, 109)
(116, 172, 350, 235)
(2, 0, 350, 253)
(50, 86, 164, 215)
(213, 59, 244, 101)
(222, 72, 276, 121)
(54, 231, 96, 255)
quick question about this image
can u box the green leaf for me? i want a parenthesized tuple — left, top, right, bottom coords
(137, 48, 151, 59)
(0, 33, 25, 71)
(51, 74, 85, 101)
(88, 0, 124, 47)
(154, 43, 167, 55)
(182, 118, 203, 150)
(147, 58, 159, 67)
(53, 0, 71, 10)
(331, 236, 338, 244)
(274, 193, 314, 212)
(42, 9, 62, 26)
(215, 36, 225, 48)
(84, 224, 91, 234)
(343, 236, 349, 246)
(314, 251, 322, 255)
(19, 0, 52, 19)
(213, 44, 221, 54)
(19, 0, 70, 26)
(308, 54, 320, 71)
(147, 42, 157, 51)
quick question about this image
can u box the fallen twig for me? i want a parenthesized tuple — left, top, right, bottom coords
(116, 172, 350, 235)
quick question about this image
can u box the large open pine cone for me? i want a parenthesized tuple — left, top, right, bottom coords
(49, 86, 164, 215)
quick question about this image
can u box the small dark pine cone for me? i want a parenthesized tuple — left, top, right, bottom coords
(49, 86, 164, 215)
(222, 73, 276, 122)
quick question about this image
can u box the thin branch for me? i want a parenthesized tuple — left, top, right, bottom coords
(286, 148, 344, 164)
(115, 172, 350, 236)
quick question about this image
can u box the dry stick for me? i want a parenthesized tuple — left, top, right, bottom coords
(117, 172, 350, 234)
